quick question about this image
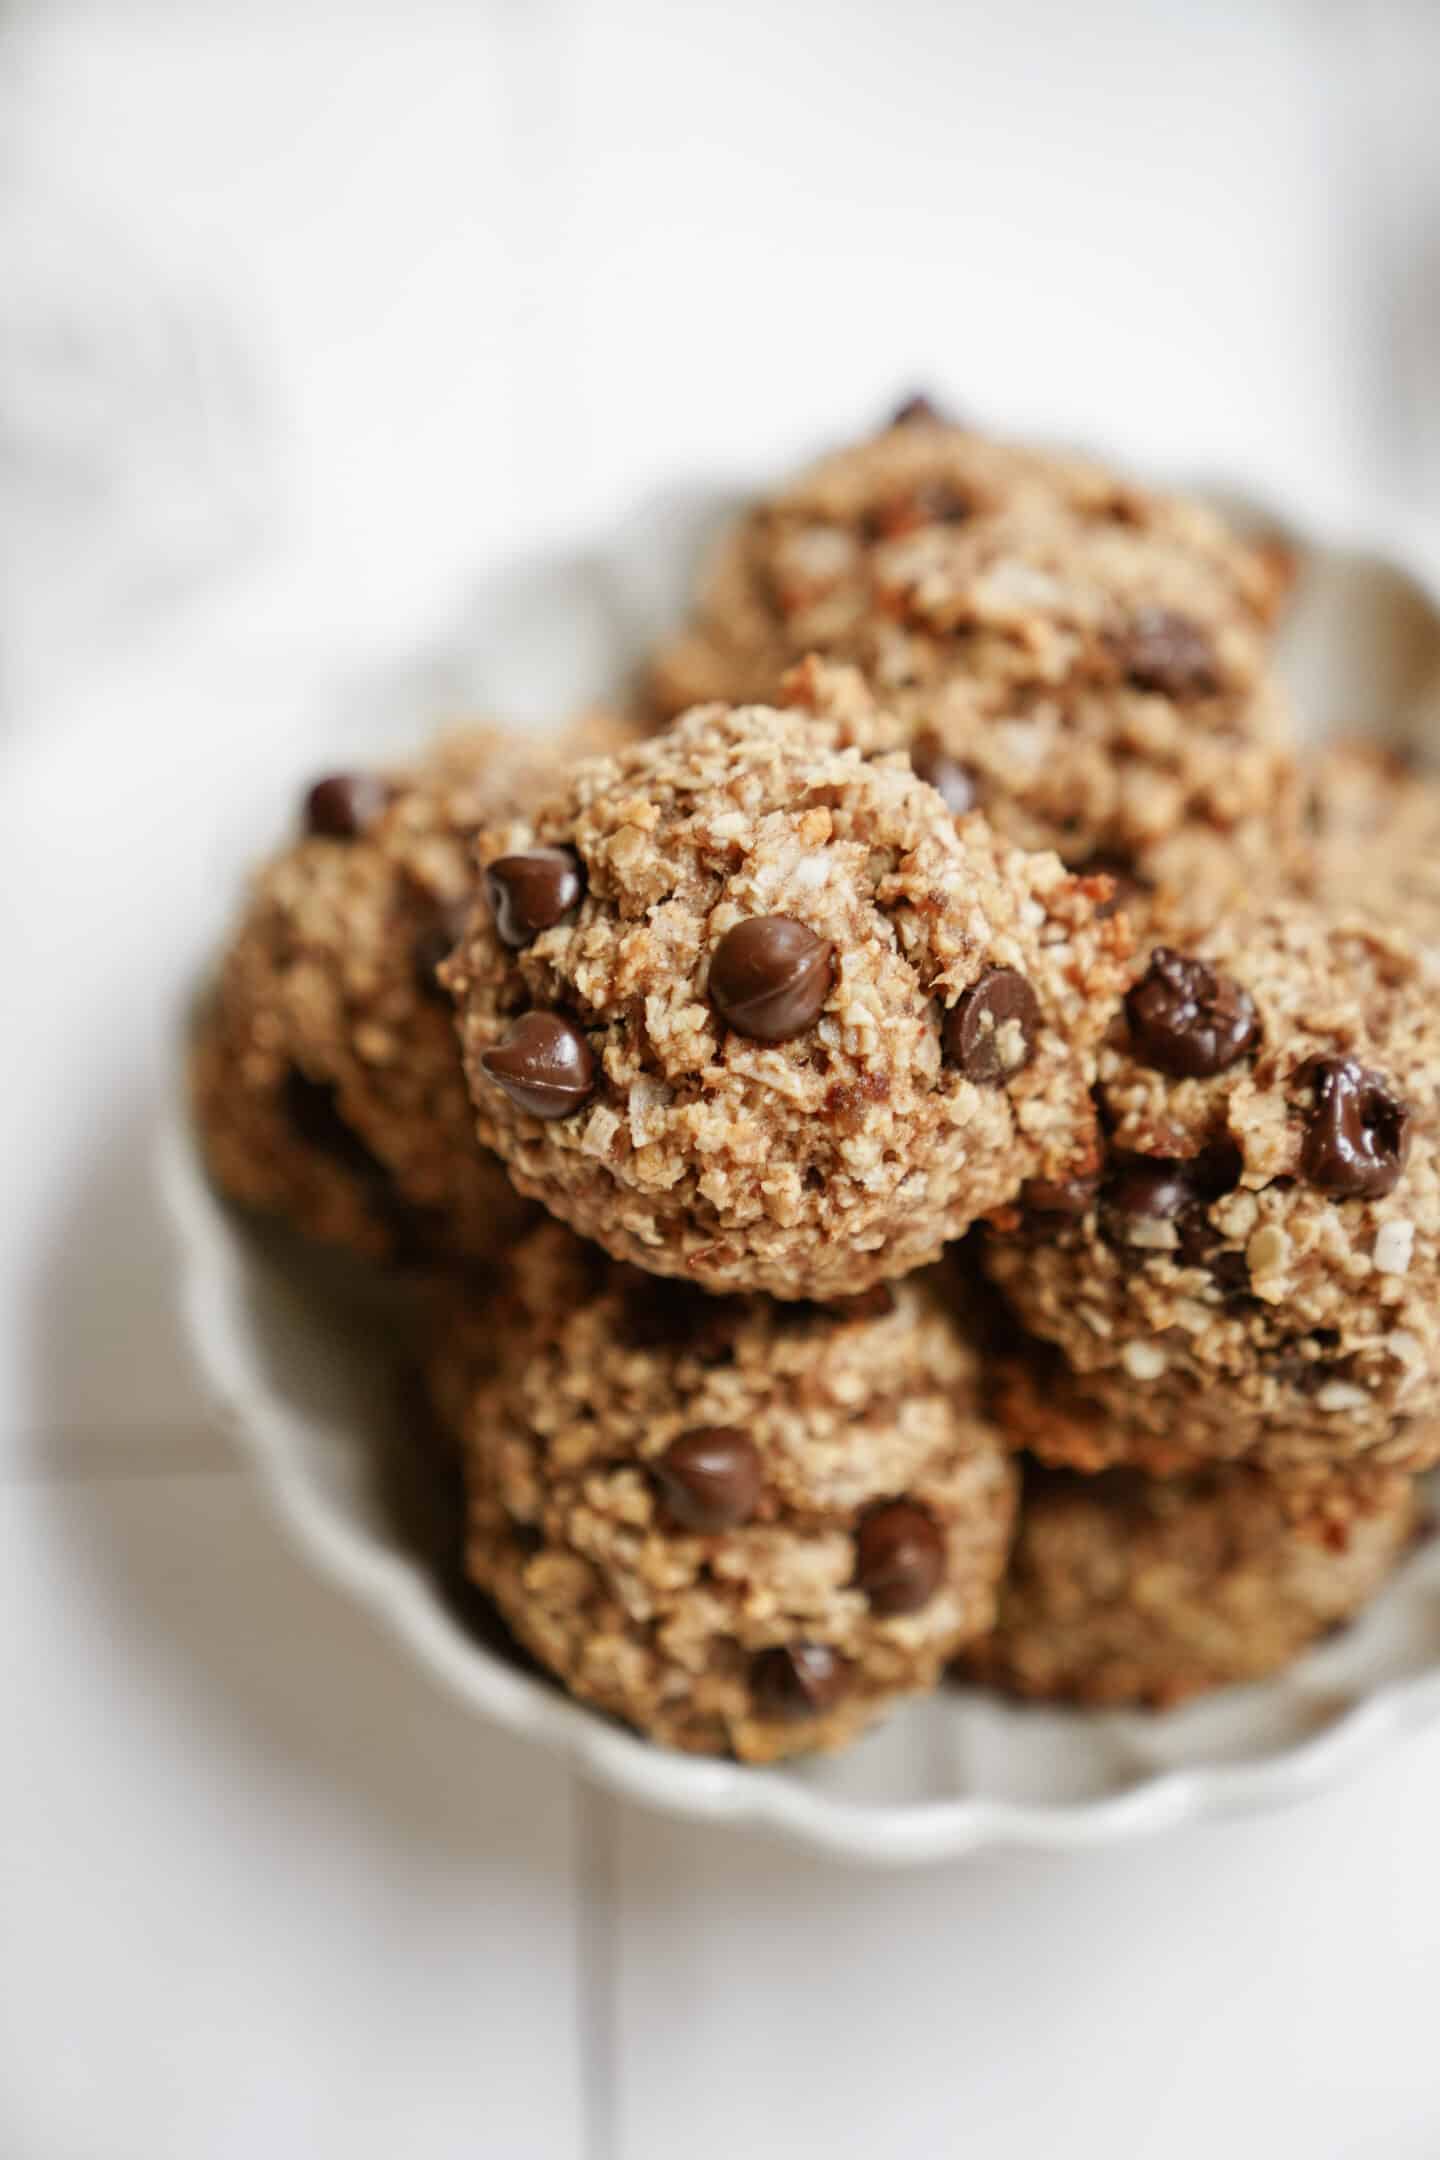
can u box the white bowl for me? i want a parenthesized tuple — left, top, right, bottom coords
(161, 474, 1440, 1865)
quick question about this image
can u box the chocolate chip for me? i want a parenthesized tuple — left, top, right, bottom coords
(1125, 948, 1260, 1078)
(710, 917, 834, 1042)
(653, 1428, 762, 1532)
(1022, 1173, 1099, 1217)
(854, 1500, 945, 1615)
(910, 734, 980, 815)
(751, 1643, 847, 1721)
(944, 968, 1041, 1084)
(1110, 609, 1222, 700)
(889, 392, 949, 428)
(1298, 1056, 1411, 1199)
(412, 897, 473, 1000)
(1102, 1144, 1241, 1264)
(303, 773, 392, 839)
(480, 1011, 596, 1119)
(825, 1284, 897, 1322)
(484, 847, 585, 949)
(1102, 1156, 1197, 1229)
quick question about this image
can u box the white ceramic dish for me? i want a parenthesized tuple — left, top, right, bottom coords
(161, 474, 1440, 1865)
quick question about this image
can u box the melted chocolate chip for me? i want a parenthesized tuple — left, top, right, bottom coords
(854, 1501, 945, 1615)
(303, 773, 392, 839)
(412, 896, 473, 1000)
(484, 846, 586, 949)
(910, 734, 980, 815)
(1125, 948, 1260, 1078)
(944, 968, 1041, 1084)
(1110, 609, 1222, 700)
(480, 1011, 596, 1119)
(751, 1643, 848, 1721)
(1102, 1156, 1197, 1229)
(710, 917, 834, 1042)
(1298, 1056, 1411, 1199)
(653, 1428, 762, 1533)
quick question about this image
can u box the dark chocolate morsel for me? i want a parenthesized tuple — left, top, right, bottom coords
(303, 773, 392, 839)
(1299, 1056, 1411, 1199)
(944, 968, 1041, 1084)
(1110, 608, 1222, 700)
(1125, 947, 1259, 1078)
(484, 847, 585, 949)
(854, 1501, 945, 1615)
(653, 1428, 762, 1533)
(751, 1643, 848, 1721)
(710, 917, 834, 1042)
(480, 1011, 596, 1120)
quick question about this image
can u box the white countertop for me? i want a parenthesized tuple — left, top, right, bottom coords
(5, 4, 1440, 2152)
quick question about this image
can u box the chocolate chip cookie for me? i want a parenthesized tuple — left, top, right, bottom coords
(648, 407, 1298, 924)
(963, 1448, 1420, 1710)
(429, 1223, 1017, 1761)
(192, 716, 632, 1263)
(1296, 740, 1440, 953)
(447, 683, 1131, 1298)
(984, 898, 1440, 1470)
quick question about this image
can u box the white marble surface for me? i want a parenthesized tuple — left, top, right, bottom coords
(5, 3, 1440, 2153)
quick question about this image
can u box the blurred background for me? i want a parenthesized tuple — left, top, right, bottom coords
(5, 4, 1440, 2156)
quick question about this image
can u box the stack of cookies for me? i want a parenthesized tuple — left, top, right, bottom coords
(193, 401, 1437, 1759)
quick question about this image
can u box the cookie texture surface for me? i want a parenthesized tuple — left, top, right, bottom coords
(648, 412, 1298, 920)
(193, 717, 631, 1263)
(963, 1449, 1419, 1709)
(1297, 740, 1440, 954)
(431, 1223, 1017, 1761)
(448, 686, 1130, 1298)
(984, 899, 1440, 1470)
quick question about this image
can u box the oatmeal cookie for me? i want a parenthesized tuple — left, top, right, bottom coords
(447, 686, 1130, 1298)
(984, 898, 1440, 1470)
(1296, 739, 1440, 953)
(432, 1222, 1017, 1761)
(193, 715, 632, 1263)
(963, 1447, 1420, 1710)
(648, 407, 1297, 920)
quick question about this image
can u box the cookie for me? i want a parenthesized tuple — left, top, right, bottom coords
(192, 716, 632, 1263)
(430, 1222, 1017, 1761)
(963, 1448, 1420, 1710)
(446, 685, 1130, 1298)
(1296, 740, 1440, 953)
(984, 898, 1440, 1471)
(648, 408, 1298, 921)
